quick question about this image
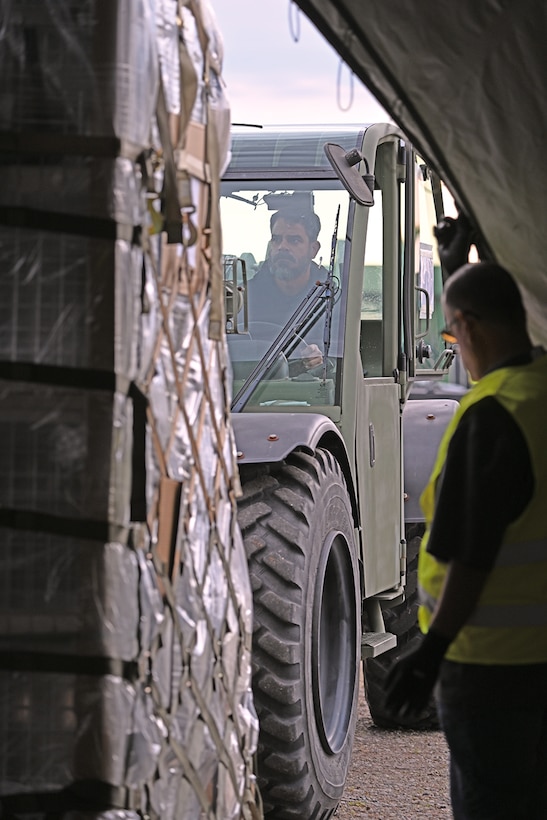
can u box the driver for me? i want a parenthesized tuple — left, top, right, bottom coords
(246, 208, 325, 370)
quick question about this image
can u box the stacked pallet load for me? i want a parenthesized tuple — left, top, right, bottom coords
(0, 1, 259, 818)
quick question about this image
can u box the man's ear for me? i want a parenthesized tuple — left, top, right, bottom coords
(459, 310, 481, 348)
(311, 240, 320, 259)
(460, 310, 476, 334)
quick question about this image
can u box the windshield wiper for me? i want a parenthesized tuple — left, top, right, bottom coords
(230, 279, 333, 413)
(321, 205, 340, 380)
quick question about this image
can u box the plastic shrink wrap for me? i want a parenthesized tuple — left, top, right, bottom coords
(0, 1, 259, 817)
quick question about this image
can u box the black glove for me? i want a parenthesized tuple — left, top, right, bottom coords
(384, 628, 451, 719)
(433, 213, 475, 278)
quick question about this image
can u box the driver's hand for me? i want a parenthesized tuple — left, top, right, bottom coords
(302, 344, 323, 369)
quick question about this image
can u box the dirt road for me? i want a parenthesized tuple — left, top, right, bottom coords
(335, 674, 452, 819)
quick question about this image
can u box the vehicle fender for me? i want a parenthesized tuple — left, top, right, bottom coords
(231, 412, 359, 524)
(403, 398, 460, 523)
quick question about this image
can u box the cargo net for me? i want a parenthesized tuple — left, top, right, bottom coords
(135, 193, 261, 820)
(0, 0, 261, 818)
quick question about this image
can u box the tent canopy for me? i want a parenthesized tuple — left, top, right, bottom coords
(295, 0, 547, 345)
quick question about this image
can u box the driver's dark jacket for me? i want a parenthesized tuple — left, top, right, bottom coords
(247, 262, 324, 326)
(246, 260, 325, 346)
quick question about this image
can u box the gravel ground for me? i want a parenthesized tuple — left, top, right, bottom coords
(334, 673, 452, 819)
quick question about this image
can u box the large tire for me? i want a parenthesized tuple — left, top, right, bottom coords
(364, 523, 440, 730)
(237, 449, 360, 819)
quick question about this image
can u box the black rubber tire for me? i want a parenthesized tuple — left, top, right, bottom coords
(237, 449, 360, 819)
(363, 523, 440, 730)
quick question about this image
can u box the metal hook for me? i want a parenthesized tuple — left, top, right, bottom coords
(336, 58, 355, 112)
(288, 0, 301, 42)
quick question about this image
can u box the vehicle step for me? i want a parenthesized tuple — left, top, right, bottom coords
(361, 631, 397, 658)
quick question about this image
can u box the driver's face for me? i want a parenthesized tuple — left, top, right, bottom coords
(269, 218, 319, 282)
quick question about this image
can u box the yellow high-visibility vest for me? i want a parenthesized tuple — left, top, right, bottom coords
(418, 353, 547, 664)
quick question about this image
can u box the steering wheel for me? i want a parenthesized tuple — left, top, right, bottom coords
(247, 321, 307, 347)
(247, 321, 334, 380)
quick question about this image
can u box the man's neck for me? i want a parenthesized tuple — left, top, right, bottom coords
(479, 335, 533, 378)
(276, 268, 312, 296)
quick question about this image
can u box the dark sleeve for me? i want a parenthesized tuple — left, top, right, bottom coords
(426, 396, 534, 570)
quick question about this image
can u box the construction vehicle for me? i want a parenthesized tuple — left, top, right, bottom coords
(220, 124, 462, 819)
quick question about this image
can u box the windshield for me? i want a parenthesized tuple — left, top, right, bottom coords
(220, 182, 349, 410)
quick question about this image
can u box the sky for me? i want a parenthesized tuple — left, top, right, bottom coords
(210, 0, 390, 126)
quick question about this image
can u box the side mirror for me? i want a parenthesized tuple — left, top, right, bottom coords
(324, 143, 375, 206)
(224, 255, 248, 334)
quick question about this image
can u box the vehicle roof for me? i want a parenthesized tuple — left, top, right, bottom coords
(225, 125, 366, 178)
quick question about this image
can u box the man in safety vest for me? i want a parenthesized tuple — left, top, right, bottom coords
(385, 261, 547, 819)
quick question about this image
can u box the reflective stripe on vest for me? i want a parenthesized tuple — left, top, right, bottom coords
(495, 537, 547, 567)
(419, 588, 547, 628)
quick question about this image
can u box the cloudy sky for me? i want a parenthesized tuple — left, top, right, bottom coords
(211, 0, 390, 126)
